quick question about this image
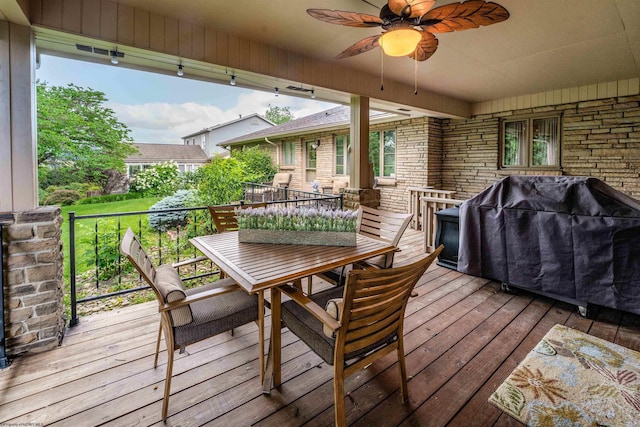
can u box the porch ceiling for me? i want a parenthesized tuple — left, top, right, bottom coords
(108, 0, 640, 103)
(4, 0, 640, 117)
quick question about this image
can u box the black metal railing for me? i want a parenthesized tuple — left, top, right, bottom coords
(67, 206, 215, 326)
(67, 186, 344, 326)
(243, 182, 343, 210)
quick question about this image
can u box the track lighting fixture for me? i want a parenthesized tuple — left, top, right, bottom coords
(110, 48, 119, 65)
(274, 87, 279, 97)
(230, 75, 236, 86)
(177, 64, 184, 77)
(311, 89, 316, 99)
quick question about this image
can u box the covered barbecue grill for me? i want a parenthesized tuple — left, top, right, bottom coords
(458, 176, 640, 315)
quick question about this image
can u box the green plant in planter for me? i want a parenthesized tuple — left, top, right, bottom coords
(236, 206, 358, 232)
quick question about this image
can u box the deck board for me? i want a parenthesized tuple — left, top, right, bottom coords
(1, 229, 639, 426)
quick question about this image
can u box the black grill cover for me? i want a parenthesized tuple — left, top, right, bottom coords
(458, 176, 640, 315)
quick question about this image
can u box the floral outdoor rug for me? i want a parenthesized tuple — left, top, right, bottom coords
(489, 324, 640, 426)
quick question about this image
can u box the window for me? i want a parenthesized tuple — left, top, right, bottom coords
(201, 134, 206, 150)
(335, 134, 350, 175)
(128, 164, 143, 177)
(502, 115, 560, 168)
(369, 129, 396, 178)
(282, 141, 295, 166)
(305, 140, 317, 183)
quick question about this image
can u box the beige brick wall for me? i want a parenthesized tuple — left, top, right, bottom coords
(241, 94, 640, 212)
(378, 117, 436, 213)
(442, 95, 640, 200)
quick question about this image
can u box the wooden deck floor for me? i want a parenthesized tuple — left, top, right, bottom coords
(2, 229, 640, 426)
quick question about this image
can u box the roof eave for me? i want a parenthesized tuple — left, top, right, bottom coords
(220, 114, 404, 147)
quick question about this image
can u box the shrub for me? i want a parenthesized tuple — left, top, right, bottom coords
(148, 190, 196, 232)
(195, 157, 245, 206)
(42, 189, 82, 206)
(195, 148, 277, 206)
(75, 192, 145, 205)
(234, 146, 278, 184)
(130, 161, 179, 197)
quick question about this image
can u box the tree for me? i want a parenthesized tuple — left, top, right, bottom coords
(37, 81, 137, 189)
(264, 105, 294, 124)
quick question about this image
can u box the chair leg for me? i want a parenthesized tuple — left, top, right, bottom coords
(162, 326, 175, 421)
(397, 341, 408, 404)
(307, 276, 313, 295)
(334, 367, 346, 427)
(154, 322, 162, 368)
(162, 345, 174, 421)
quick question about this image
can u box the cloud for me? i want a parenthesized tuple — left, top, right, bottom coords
(108, 90, 338, 144)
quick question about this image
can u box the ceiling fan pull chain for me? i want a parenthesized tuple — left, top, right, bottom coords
(414, 53, 418, 95)
(380, 48, 384, 91)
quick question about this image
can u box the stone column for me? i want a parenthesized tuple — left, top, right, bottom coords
(342, 188, 381, 210)
(3, 206, 65, 355)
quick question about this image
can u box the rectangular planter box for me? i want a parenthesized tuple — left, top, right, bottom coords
(238, 229, 356, 246)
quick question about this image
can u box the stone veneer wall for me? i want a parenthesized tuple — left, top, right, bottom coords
(342, 188, 380, 210)
(3, 206, 65, 355)
(377, 117, 444, 213)
(441, 95, 640, 200)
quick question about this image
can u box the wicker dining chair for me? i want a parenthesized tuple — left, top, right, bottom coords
(309, 205, 414, 294)
(120, 228, 260, 421)
(280, 246, 444, 427)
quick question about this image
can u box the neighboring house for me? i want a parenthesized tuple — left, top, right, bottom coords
(124, 143, 210, 177)
(182, 113, 274, 158)
(220, 105, 403, 194)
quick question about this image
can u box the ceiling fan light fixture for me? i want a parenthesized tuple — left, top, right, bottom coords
(379, 28, 422, 57)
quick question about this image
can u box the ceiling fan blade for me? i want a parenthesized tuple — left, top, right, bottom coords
(418, 0, 509, 33)
(388, 0, 436, 19)
(336, 35, 381, 59)
(410, 31, 438, 61)
(307, 9, 384, 27)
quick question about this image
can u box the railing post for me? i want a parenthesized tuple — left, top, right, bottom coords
(69, 211, 79, 327)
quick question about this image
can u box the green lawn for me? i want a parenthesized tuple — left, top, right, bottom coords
(60, 196, 217, 319)
(60, 197, 160, 278)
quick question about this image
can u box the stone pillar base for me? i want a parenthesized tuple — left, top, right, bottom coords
(342, 188, 381, 210)
(3, 206, 65, 355)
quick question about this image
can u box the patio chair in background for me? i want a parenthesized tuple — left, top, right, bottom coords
(120, 228, 260, 421)
(280, 246, 444, 426)
(263, 172, 292, 202)
(309, 206, 414, 294)
(208, 202, 267, 279)
(208, 202, 268, 234)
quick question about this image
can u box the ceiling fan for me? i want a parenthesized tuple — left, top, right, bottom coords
(307, 0, 509, 62)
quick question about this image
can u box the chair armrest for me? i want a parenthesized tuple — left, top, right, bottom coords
(353, 260, 378, 270)
(159, 277, 241, 312)
(171, 255, 208, 268)
(279, 284, 341, 333)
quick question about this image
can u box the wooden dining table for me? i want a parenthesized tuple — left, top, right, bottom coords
(190, 230, 397, 392)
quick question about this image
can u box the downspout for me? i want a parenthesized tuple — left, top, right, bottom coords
(264, 137, 280, 167)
